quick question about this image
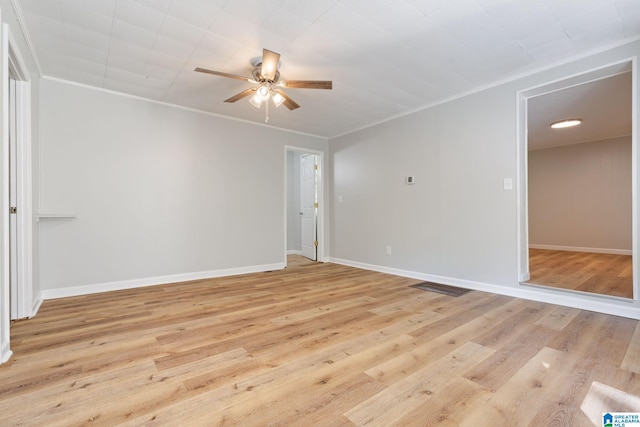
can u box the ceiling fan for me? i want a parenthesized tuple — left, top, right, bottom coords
(195, 48, 332, 122)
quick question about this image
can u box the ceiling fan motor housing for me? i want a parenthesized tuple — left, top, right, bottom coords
(252, 67, 280, 84)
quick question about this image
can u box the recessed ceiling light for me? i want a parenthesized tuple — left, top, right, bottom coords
(550, 118, 582, 129)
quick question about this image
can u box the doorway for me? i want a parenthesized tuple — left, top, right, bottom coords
(6, 28, 34, 321)
(285, 147, 324, 265)
(518, 60, 636, 300)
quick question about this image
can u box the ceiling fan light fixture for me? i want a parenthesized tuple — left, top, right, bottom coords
(271, 92, 285, 108)
(249, 93, 262, 108)
(551, 118, 582, 129)
(257, 85, 270, 100)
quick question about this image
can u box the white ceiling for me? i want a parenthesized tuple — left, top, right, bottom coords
(10, 0, 640, 138)
(528, 70, 632, 150)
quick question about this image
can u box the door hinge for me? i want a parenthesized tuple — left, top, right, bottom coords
(314, 202, 318, 208)
(9, 206, 16, 214)
(314, 164, 318, 170)
(314, 240, 318, 247)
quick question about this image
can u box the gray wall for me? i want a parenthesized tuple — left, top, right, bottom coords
(38, 79, 327, 291)
(330, 86, 517, 286)
(529, 136, 632, 252)
(329, 38, 640, 315)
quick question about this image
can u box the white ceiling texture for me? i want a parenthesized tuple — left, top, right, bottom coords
(10, 0, 640, 138)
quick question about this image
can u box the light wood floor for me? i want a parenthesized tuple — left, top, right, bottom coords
(528, 248, 633, 298)
(2, 255, 640, 426)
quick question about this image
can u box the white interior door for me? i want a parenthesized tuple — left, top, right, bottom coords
(300, 154, 317, 261)
(8, 76, 16, 319)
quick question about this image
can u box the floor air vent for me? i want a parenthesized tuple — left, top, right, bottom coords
(409, 282, 472, 297)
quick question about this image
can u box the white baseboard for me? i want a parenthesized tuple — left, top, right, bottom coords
(30, 293, 43, 318)
(40, 262, 286, 300)
(328, 257, 640, 320)
(287, 250, 303, 255)
(529, 244, 632, 256)
(0, 339, 12, 364)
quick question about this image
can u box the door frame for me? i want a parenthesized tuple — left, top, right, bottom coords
(284, 146, 325, 265)
(517, 58, 637, 302)
(7, 28, 33, 320)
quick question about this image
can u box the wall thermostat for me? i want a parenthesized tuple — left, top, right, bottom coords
(406, 176, 415, 185)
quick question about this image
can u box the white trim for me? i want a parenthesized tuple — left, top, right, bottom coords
(8, 29, 31, 82)
(529, 244, 632, 256)
(0, 339, 11, 364)
(0, 21, 9, 364)
(516, 81, 529, 283)
(287, 250, 303, 256)
(329, 257, 640, 320)
(8, 0, 42, 76)
(14, 79, 32, 318)
(632, 57, 638, 301)
(31, 292, 41, 317)
(40, 263, 285, 300)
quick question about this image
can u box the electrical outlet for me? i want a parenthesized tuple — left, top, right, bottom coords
(386, 246, 392, 255)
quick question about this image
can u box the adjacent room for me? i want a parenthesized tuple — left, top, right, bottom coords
(1, 0, 640, 425)
(526, 68, 633, 299)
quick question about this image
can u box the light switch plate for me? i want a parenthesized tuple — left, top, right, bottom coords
(503, 178, 513, 190)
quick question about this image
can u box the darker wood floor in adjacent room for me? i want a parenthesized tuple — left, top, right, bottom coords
(528, 248, 633, 298)
(1, 255, 640, 426)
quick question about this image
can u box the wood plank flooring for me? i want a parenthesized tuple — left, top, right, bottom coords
(2, 255, 640, 426)
(528, 248, 633, 298)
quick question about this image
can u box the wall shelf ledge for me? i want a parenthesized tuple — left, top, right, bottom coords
(35, 214, 76, 222)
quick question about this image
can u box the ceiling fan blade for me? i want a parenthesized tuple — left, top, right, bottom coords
(275, 89, 300, 110)
(224, 88, 257, 103)
(195, 67, 253, 82)
(282, 80, 332, 90)
(260, 49, 280, 81)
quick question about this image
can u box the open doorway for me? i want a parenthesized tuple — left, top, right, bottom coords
(285, 147, 323, 265)
(519, 61, 635, 300)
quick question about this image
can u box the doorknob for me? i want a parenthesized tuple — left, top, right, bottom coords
(299, 212, 303, 216)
